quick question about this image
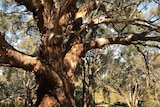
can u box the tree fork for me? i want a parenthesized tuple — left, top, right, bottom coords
(1, 0, 160, 107)
(35, 71, 76, 107)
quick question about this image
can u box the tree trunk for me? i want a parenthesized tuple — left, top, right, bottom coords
(1, 1, 95, 106)
(1, 0, 159, 107)
(12, 1, 84, 106)
(34, 61, 77, 107)
(35, 70, 76, 107)
(34, 35, 82, 107)
(88, 69, 94, 107)
(82, 66, 87, 107)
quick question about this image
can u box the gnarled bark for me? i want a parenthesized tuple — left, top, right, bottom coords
(0, 0, 160, 107)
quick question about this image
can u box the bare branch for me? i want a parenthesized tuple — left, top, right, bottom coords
(132, 41, 160, 50)
(135, 45, 150, 75)
(84, 32, 160, 51)
(92, 18, 159, 28)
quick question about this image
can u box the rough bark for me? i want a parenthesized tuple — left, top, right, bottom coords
(0, 0, 160, 107)
(0, 33, 44, 71)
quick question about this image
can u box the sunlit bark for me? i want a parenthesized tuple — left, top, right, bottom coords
(0, 0, 160, 107)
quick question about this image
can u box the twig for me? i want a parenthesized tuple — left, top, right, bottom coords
(134, 45, 150, 75)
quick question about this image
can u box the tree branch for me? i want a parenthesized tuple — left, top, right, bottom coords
(15, 0, 59, 34)
(135, 45, 150, 75)
(0, 33, 45, 71)
(0, 56, 10, 66)
(92, 17, 159, 28)
(84, 32, 160, 51)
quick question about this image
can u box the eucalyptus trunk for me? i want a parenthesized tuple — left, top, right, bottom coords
(34, 30, 85, 107)
(0, 0, 159, 107)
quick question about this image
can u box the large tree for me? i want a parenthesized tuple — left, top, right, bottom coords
(0, 0, 160, 107)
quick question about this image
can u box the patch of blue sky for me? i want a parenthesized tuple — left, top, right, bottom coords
(5, 4, 16, 13)
(0, 1, 3, 11)
(0, 1, 27, 13)
(0, 69, 3, 75)
(22, 14, 33, 22)
(137, 0, 158, 13)
(137, 1, 159, 21)
(15, 5, 27, 12)
(5, 28, 24, 46)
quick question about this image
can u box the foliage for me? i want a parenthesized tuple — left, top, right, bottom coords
(0, 67, 36, 106)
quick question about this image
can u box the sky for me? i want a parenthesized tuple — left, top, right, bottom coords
(137, 0, 159, 13)
(0, 1, 2, 11)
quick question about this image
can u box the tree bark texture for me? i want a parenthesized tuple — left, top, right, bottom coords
(0, 0, 160, 107)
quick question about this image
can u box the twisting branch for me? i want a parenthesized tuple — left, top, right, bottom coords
(53, 0, 73, 32)
(0, 32, 45, 71)
(84, 31, 160, 52)
(92, 18, 160, 30)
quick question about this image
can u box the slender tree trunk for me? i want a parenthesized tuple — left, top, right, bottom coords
(88, 69, 94, 107)
(83, 66, 87, 107)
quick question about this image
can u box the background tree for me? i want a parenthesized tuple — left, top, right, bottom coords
(0, 0, 160, 107)
(0, 67, 36, 107)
